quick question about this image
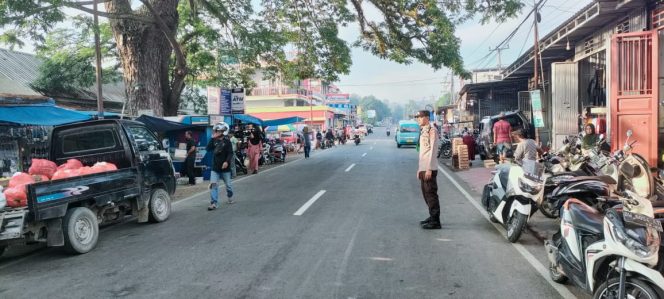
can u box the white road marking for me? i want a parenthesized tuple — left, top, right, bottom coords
(293, 190, 327, 216)
(368, 257, 393, 261)
(370, 146, 374, 150)
(436, 238, 453, 242)
(345, 164, 356, 172)
(335, 218, 363, 288)
(362, 153, 367, 157)
(437, 165, 577, 299)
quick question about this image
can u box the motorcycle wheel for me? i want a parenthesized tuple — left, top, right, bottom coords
(506, 212, 528, 243)
(593, 277, 659, 299)
(539, 202, 560, 219)
(549, 261, 568, 283)
(441, 144, 452, 159)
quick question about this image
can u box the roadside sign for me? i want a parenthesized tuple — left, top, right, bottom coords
(529, 90, 545, 128)
(231, 88, 245, 115)
(221, 89, 232, 115)
(207, 87, 221, 114)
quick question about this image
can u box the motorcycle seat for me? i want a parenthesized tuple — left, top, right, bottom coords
(568, 201, 604, 236)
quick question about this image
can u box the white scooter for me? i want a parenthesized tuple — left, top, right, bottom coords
(482, 159, 545, 243)
(545, 190, 664, 298)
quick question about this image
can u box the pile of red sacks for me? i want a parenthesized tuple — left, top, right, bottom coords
(2, 159, 117, 208)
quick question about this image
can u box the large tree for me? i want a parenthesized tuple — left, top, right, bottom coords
(0, 0, 522, 116)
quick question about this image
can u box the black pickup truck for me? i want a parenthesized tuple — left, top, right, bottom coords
(0, 119, 176, 255)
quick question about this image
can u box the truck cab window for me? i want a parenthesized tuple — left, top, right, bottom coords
(62, 130, 116, 154)
(127, 127, 160, 152)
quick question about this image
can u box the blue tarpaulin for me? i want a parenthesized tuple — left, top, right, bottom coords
(232, 114, 263, 125)
(0, 103, 92, 126)
(262, 117, 305, 127)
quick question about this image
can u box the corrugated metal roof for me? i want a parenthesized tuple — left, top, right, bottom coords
(0, 48, 126, 103)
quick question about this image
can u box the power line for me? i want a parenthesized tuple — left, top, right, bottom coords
(335, 77, 443, 86)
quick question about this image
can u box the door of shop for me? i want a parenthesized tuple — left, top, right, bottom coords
(611, 30, 659, 167)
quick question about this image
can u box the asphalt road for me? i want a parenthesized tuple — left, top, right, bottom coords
(0, 128, 584, 298)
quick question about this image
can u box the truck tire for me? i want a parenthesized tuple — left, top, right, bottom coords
(63, 207, 99, 254)
(148, 188, 172, 223)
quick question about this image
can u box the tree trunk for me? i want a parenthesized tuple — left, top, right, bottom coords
(105, 0, 180, 117)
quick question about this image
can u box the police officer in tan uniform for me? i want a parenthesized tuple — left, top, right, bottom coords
(415, 110, 441, 229)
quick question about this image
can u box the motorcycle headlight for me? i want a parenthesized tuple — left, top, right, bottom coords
(608, 211, 660, 258)
(518, 177, 542, 195)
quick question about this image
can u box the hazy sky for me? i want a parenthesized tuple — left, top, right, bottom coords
(336, 0, 592, 103)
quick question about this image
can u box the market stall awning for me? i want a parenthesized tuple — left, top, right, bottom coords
(136, 115, 205, 133)
(0, 103, 92, 126)
(263, 116, 305, 127)
(233, 114, 263, 125)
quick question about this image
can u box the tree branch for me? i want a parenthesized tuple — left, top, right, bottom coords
(138, 0, 186, 75)
(63, 2, 155, 23)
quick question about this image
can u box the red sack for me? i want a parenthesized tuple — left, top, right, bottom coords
(57, 159, 83, 171)
(92, 162, 118, 172)
(29, 159, 58, 179)
(4, 187, 27, 208)
(9, 173, 35, 189)
(51, 168, 81, 181)
(32, 175, 50, 183)
(79, 167, 96, 176)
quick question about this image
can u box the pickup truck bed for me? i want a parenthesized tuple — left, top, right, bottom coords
(0, 168, 140, 243)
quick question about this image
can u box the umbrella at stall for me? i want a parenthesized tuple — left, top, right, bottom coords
(265, 124, 296, 132)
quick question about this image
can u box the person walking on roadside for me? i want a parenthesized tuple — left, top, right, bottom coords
(247, 127, 262, 174)
(302, 127, 312, 158)
(229, 131, 239, 178)
(182, 131, 197, 185)
(415, 110, 441, 230)
(493, 113, 513, 163)
(315, 130, 323, 149)
(205, 122, 234, 210)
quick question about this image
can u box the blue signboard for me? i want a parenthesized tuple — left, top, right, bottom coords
(221, 89, 232, 115)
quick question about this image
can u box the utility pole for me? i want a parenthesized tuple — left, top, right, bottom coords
(93, 0, 104, 119)
(532, 0, 541, 143)
(490, 44, 510, 70)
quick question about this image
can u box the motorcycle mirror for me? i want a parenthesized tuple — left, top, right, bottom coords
(599, 134, 604, 141)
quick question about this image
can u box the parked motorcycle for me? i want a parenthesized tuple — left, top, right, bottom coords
(545, 190, 664, 299)
(269, 139, 286, 163)
(482, 160, 545, 242)
(354, 134, 361, 146)
(387, 130, 391, 137)
(437, 133, 452, 159)
(235, 150, 248, 175)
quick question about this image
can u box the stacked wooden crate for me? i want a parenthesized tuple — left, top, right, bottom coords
(455, 144, 469, 170)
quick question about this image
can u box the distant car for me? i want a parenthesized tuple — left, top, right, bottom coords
(395, 120, 419, 148)
(477, 111, 534, 161)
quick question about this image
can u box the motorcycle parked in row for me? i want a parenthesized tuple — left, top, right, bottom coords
(538, 130, 654, 219)
(235, 149, 248, 175)
(437, 133, 452, 159)
(268, 139, 286, 163)
(482, 160, 545, 243)
(545, 190, 664, 299)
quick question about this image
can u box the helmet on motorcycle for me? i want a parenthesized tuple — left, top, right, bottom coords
(213, 122, 229, 136)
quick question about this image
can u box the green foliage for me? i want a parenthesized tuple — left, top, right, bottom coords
(1, 0, 524, 112)
(349, 94, 392, 123)
(436, 93, 452, 107)
(29, 17, 120, 95)
(31, 52, 95, 94)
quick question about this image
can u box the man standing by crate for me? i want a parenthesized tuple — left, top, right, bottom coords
(415, 110, 441, 230)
